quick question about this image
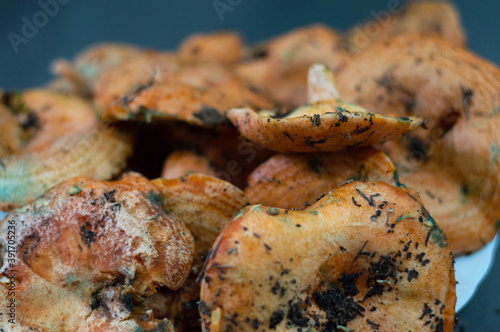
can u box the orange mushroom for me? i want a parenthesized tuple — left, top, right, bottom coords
(144, 174, 249, 330)
(246, 147, 400, 209)
(337, 34, 500, 254)
(237, 24, 350, 108)
(0, 89, 132, 209)
(200, 181, 455, 331)
(346, 1, 465, 53)
(95, 53, 273, 127)
(228, 64, 421, 152)
(0, 173, 194, 331)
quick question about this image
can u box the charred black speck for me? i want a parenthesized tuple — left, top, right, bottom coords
(363, 255, 398, 301)
(304, 137, 327, 148)
(355, 189, 379, 206)
(283, 131, 294, 141)
(420, 303, 433, 320)
(353, 124, 370, 135)
(339, 272, 362, 296)
(335, 105, 349, 123)
(353, 240, 370, 262)
(122, 292, 134, 312)
(367, 319, 380, 330)
(408, 269, 419, 282)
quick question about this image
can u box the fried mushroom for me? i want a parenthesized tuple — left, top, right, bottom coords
(200, 181, 456, 331)
(0, 173, 194, 331)
(0, 89, 132, 209)
(228, 64, 421, 152)
(246, 147, 400, 209)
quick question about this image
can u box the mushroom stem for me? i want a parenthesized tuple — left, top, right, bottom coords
(307, 63, 339, 103)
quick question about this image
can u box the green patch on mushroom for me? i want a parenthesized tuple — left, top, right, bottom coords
(490, 144, 500, 163)
(68, 185, 82, 196)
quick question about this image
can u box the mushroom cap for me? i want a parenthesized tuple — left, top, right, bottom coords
(400, 161, 497, 256)
(346, 1, 465, 53)
(200, 181, 455, 331)
(51, 43, 147, 96)
(178, 31, 244, 64)
(237, 24, 350, 108)
(144, 174, 249, 329)
(228, 104, 420, 153)
(338, 34, 500, 253)
(161, 150, 217, 179)
(228, 64, 421, 153)
(0, 173, 194, 331)
(0, 89, 132, 209)
(246, 147, 401, 209)
(152, 174, 248, 271)
(95, 53, 273, 127)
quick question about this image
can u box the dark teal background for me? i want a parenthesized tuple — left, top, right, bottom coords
(0, 1, 498, 330)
